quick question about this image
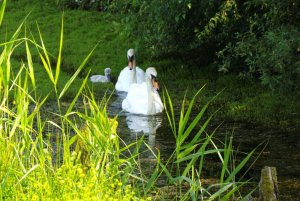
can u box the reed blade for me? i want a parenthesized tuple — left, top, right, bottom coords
(55, 14, 64, 84)
(59, 44, 98, 99)
(36, 23, 55, 84)
(0, 0, 6, 26)
(225, 149, 255, 183)
(25, 36, 35, 88)
(220, 136, 233, 184)
(65, 71, 90, 115)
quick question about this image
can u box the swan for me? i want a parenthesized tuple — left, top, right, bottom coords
(90, 67, 111, 83)
(115, 49, 145, 92)
(122, 67, 164, 115)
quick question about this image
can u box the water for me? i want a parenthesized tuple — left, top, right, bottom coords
(107, 91, 300, 200)
(214, 121, 300, 200)
(108, 91, 175, 159)
(41, 90, 298, 199)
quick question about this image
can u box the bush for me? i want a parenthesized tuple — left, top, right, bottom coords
(59, 0, 136, 12)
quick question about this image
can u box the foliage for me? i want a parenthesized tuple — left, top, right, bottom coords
(58, 0, 136, 12)
(216, 1, 300, 92)
(51, 0, 300, 91)
(0, 4, 154, 199)
(4, 0, 298, 132)
(218, 26, 300, 92)
(162, 88, 255, 200)
(118, 0, 300, 91)
(0, 1, 257, 199)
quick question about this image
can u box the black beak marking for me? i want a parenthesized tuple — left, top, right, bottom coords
(128, 55, 135, 62)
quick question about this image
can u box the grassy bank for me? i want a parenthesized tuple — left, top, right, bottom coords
(1, 1, 257, 200)
(1, 0, 129, 99)
(159, 65, 300, 132)
(2, 0, 299, 132)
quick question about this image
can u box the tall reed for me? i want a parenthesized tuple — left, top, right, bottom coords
(0, 3, 155, 200)
(162, 88, 255, 200)
(0, 1, 255, 200)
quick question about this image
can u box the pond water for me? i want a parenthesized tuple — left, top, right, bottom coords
(107, 91, 300, 200)
(43, 89, 299, 200)
(108, 92, 174, 159)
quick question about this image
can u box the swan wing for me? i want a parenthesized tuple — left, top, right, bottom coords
(136, 67, 146, 84)
(122, 83, 149, 115)
(90, 75, 107, 83)
(115, 67, 132, 92)
(153, 92, 164, 113)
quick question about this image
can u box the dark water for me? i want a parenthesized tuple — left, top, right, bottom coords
(212, 121, 300, 200)
(108, 92, 174, 159)
(108, 91, 300, 200)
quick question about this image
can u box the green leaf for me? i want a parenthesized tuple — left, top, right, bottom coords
(65, 70, 90, 115)
(225, 149, 256, 183)
(162, 88, 177, 137)
(25, 36, 35, 88)
(176, 149, 225, 163)
(220, 181, 248, 201)
(177, 144, 199, 160)
(59, 44, 98, 99)
(55, 14, 64, 84)
(0, 0, 6, 26)
(206, 183, 233, 201)
(0, 17, 25, 86)
(36, 23, 55, 84)
(145, 151, 161, 194)
(178, 86, 206, 146)
(220, 136, 233, 184)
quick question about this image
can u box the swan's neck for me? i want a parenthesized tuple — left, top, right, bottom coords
(132, 66, 137, 83)
(129, 61, 137, 83)
(146, 77, 155, 115)
(106, 74, 111, 82)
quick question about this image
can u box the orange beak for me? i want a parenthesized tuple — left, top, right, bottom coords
(152, 79, 160, 91)
(128, 55, 135, 70)
(128, 61, 133, 70)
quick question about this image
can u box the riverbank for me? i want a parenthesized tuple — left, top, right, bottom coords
(2, 1, 299, 132)
(1, 1, 299, 200)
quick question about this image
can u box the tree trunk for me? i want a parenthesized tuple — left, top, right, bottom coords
(258, 166, 279, 201)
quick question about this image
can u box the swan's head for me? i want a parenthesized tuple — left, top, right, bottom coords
(104, 67, 111, 75)
(104, 67, 111, 81)
(146, 67, 160, 91)
(127, 49, 135, 70)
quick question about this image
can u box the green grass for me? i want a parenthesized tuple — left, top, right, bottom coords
(1, 1, 133, 99)
(2, 0, 299, 132)
(0, 1, 258, 200)
(158, 64, 299, 132)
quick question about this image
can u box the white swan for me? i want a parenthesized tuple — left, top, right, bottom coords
(90, 67, 111, 83)
(122, 67, 164, 115)
(115, 49, 145, 92)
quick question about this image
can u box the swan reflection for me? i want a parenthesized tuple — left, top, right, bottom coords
(108, 92, 163, 158)
(125, 113, 162, 155)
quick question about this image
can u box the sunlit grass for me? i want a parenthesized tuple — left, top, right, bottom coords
(161, 88, 255, 200)
(0, 5, 153, 200)
(0, 1, 257, 200)
(1, 0, 130, 100)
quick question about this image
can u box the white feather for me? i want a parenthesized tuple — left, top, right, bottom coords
(115, 49, 145, 92)
(122, 67, 164, 115)
(90, 67, 111, 83)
